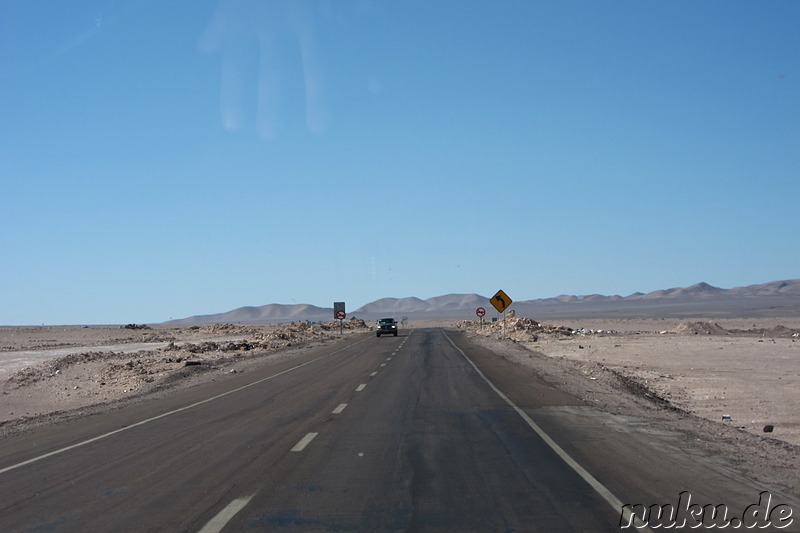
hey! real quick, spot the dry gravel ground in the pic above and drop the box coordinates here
[2,317,799,494]
[0,321,368,432]
[475,316,800,446]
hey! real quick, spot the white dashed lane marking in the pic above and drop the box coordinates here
[203,331,414,532]
[290,432,318,452]
[0,336,373,476]
[198,493,256,533]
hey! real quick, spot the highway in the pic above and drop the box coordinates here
[0,329,797,532]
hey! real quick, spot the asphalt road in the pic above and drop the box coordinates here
[0,329,797,532]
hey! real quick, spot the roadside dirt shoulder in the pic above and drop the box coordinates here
[0,321,369,437]
[457,323,800,495]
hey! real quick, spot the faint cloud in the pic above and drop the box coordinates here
[53,27,102,58]
[49,0,147,60]
[200,0,329,140]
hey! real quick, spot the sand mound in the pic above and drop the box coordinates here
[669,321,728,335]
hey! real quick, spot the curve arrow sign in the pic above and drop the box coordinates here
[490,289,512,313]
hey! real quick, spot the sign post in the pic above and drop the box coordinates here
[489,290,512,338]
[334,302,346,336]
[476,307,486,329]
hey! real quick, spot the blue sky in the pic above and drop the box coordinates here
[2,0,798,325]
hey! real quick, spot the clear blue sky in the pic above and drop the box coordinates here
[2,0,798,325]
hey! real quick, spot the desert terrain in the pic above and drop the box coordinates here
[0,320,369,430]
[1,315,799,493]
[459,315,800,445]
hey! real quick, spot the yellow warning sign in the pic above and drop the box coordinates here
[490,289,512,313]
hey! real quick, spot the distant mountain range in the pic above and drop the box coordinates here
[162,279,800,325]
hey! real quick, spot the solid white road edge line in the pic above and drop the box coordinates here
[197,493,256,533]
[441,330,653,533]
[0,336,372,475]
[332,403,348,414]
[290,432,318,452]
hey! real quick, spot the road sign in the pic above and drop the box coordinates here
[476,307,486,318]
[490,290,512,313]
[333,302,345,319]
[335,310,346,320]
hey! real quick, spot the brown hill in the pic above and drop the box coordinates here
[161,280,800,324]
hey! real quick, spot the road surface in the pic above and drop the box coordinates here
[0,329,797,532]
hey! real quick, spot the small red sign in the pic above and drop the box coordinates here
[476,307,486,318]
[335,310,346,320]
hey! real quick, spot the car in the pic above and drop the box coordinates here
[376,317,398,337]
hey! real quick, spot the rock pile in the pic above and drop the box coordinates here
[191,324,258,335]
[455,315,575,342]
[5,320,372,394]
[173,320,370,354]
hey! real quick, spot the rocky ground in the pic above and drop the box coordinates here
[456,314,800,444]
[0,320,369,433]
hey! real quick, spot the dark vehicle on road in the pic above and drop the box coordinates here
[376,318,398,337]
